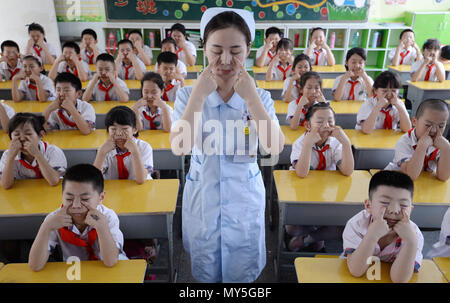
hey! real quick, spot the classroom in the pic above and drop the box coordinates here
[0,0,449,288]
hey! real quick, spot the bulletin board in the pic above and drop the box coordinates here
[105,0,370,22]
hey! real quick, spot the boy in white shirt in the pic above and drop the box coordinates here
[170,23,197,66]
[29,164,128,270]
[0,40,22,81]
[155,37,187,77]
[49,41,90,82]
[411,39,445,82]
[80,29,103,65]
[389,29,422,66]
[255,27,282,67]
[115,39,145,81]
[44,72,95,135]
[343,170,424,283]
[156,52,184,102]
[305,27,335,66]
[128,29,153,66]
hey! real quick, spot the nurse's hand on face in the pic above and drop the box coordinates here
[192,55,219,99]
[232,56,258,102]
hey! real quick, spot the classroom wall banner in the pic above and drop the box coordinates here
[104,0,370,22]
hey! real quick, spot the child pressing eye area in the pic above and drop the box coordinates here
[11,122,41,147]
[142,81,163,104]
[302,78,322,102]
[307,108,335,140]
[347,54,365,73]
[414,108,448,139]
[55,82,78,101]
[63,181,102,220]
[375,87,399,103]
[108,123,135,148]
[22,60,41,77]
[96,61,114,80]
[295,60,311,75]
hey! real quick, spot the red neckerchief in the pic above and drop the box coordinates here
[57,109,77,128]
[176,48,183,59]
[399,50,410,65]
[313,49,323,65]
[142,110,160,130]
[18,141,47,178]
[123,63,133,80]
[347,79,359,100]
[277,63,292,80]
[162,83,175,101]
[424,64,434,81]
[98,82,114,101]
[267,50,275,63]
[380,107,393,129]
[85,49,95,64]
[65,65,78,77]
[33,45,42,57]
[8,65,20,78]
[409,128,440,171]
[314,144,330,170]
[59,227,99,261]
[116,151,131,179]
[28,82,39,101]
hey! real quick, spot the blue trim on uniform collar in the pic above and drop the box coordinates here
[206,90,244,109]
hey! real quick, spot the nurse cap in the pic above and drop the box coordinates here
[200,7,255,42]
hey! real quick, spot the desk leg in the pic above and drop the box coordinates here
[275,202,285,282]
[166,214,174,282]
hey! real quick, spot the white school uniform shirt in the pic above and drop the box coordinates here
[29,42,58,65]
[176,41,197,66]
[101,137,153,180]
[342,209,424,272]
[311,48,328,66]
[57,60,91,79]
[290,133,343,170]
[271,62,292,81]
[0,140,67,179]
[89,78,130,101]
[256,45,276,66]
[45,204,128,261]
[138,105,173,130]
[388,46,418,65]
[162,79,182,102]
[18,74,56,101]
[385,128,441,173]
[282,76,300,101]
[117,57,146,80]
[427,207,450,258]
[410,58,440,82]
[0,61,22,80]
[0,103,15,129]
[47,99,96,131]
[137,45,153,62]
[80,47,105,65]
[155,60,187,77]
[332,75,373,101]
[286,100,317,125]
[356,97,400,130]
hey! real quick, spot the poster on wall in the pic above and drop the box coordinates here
[105,0,370,22]
[54,0,106,22]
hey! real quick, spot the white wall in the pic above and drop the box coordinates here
[0,0,61,55]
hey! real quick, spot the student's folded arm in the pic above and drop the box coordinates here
[28,222,52,271]
[326,48,336,66]
[48,63,59,81]
[0,105,10,132]
[390,240,417,283]
[113,80,129,102]
[160,105,172,132]
[436,142,450,181]
[35,153,60,186]
[333,79,345,101]
[131,58,144,81]
[69,110,92,135]
[400,148,426,181]
[346,235,378,277]
[96,224,119,267]
[338,143,354,176]
[75,61,89,82]
[435,62,445,82]
[0,157,15,189]
[396,103,412,132]
[11,79,24,102]
[411,64,425,82]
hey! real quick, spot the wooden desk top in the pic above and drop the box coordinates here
[0,260,147,283]
[433,257,450,282]
[295,257,447,283]
[387,64,412,72]
[0,178,179,216]
[274,100,364,115]
[257,79,334,89]
[344,129,404,149]
[274,170,371,204]
[280,125,306,145]
[252,65,346,74]
[408,80,450,90]
[370,170,449,205]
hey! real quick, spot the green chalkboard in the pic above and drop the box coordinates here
[105,0,370,22]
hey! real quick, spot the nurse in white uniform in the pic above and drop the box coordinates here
[170,8,284,282]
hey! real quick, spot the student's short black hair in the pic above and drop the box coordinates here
[265,27,283,39]
[1,40,20,53]
[157,51,178,66]
[7,112,45,139]
[422,38,440,51]
[105,106,137,130]
[345,47,367,70]
[415,99,449,119]
[305,102,335,122]
[118,39,134,49]
[161,37,177,49]
[441,45,450,60]
[96,53,115,65]
[203,12,251,46]
[293,53,312,71]
[27,22,45,35]
[54,72,82,92]
[299,71,322,89]
[62,164,104,194]
[369,170,414,200]
[399,29,414,40]
[310,27,325,38]
[372,71,401,90]
[62,41,80,55]
[81,28,97,40]
[276,38,294,52]
[141,72,164,91]
[170,23,186,36]
[128,29,143,38]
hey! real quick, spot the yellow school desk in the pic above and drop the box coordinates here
[369,170,450,228]
[433,257,450,282]
[256,79,335,100]
[44,64,97,72]
[407,80,450,116]
[294,258,447,283]
[274,170,372,281]
[144,65,203,79]
[274,100,363,128]
[251,65,345,80]
[387,64,412,85]
[0,178,179,281]
[0,260,147,283]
